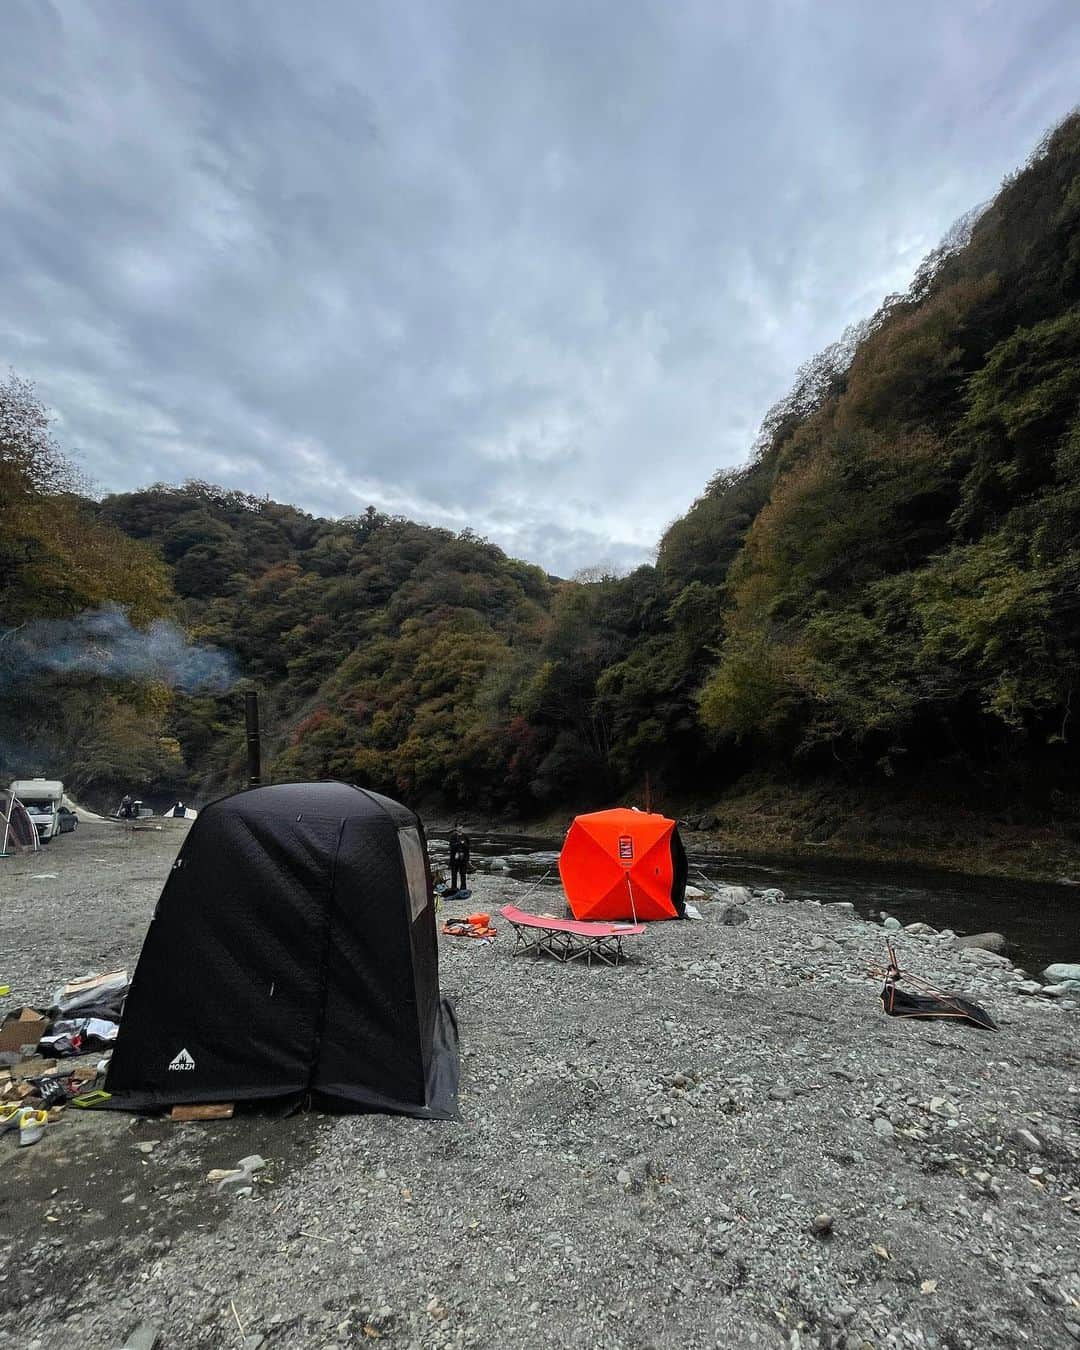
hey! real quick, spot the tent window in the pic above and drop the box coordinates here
[398,826,429,922]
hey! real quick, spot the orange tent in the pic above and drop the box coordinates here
[558,809,687,922]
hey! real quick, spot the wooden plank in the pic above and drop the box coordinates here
[170,1103,234,1121]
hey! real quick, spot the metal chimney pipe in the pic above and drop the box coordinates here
[245,690,262,788]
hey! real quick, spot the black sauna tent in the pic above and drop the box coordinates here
[105,782,459,1119]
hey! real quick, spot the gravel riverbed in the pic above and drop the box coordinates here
[1,822,1078,1350]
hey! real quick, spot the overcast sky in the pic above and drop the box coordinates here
[2,1,1078,574]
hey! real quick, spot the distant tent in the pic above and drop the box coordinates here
[0,792,40,853]
[105,782,458,1118]
[559,808,687,922]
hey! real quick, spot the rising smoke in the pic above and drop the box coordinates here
[0,604,237,693]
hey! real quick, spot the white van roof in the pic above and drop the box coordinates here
[10,778,64,796]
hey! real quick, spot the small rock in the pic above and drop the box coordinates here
[825,901,854,914]
[904,922,937,936]
[957,931,1006,953]
[237,1154,267,1173]
[769,1085,795,1102]
[1014,980,1042,995]
[873,1118,895,1139]
[1013,1127,1043,1153]
[616,1169,631,1186]
[882,917,902,932]
[218,1172,255,1195]
[810,1213,833,1237]
[719,905,749,926]
[958,947,1011,967]
[117,1324,161,1350]
[1043,963,1080,984]
[426,1297,448,1321]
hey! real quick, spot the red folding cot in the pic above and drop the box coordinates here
[499,904,644,967]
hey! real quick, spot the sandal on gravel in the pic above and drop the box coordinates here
[18,1108,47,1147]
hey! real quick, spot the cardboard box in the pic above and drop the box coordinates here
[59,970,127,1000]
[0,1007,47,1054]
[170,1103,234,1121]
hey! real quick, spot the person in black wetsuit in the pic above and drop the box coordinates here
[448,825,471,896]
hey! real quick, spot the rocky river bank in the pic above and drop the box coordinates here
[446,779,1080,888]
[1,823,1078,1349]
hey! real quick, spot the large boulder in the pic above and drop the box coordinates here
[1042,962,1080,984]
[681,813,718,831]
[957,931,1007,953]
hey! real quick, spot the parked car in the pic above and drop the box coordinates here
[57,806,78,834]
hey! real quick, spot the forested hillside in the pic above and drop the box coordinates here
[4,113,1080,835]
[689,112,1080,805]
[0,374,180,794]
[95,485,556,806]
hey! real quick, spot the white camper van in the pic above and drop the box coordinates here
[10,779,64,843]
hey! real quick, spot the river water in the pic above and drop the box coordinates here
[441,832,1080,977]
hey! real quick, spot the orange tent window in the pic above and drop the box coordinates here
[558,809,687,922]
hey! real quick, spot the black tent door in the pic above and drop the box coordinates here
[314,812,429,1108]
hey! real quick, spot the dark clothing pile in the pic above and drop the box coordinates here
[42,971,129,1056]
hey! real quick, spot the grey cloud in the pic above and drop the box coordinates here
[2,0,1079,574]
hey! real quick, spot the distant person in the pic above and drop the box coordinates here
[119,794,134,820]
[448,825,471,897]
